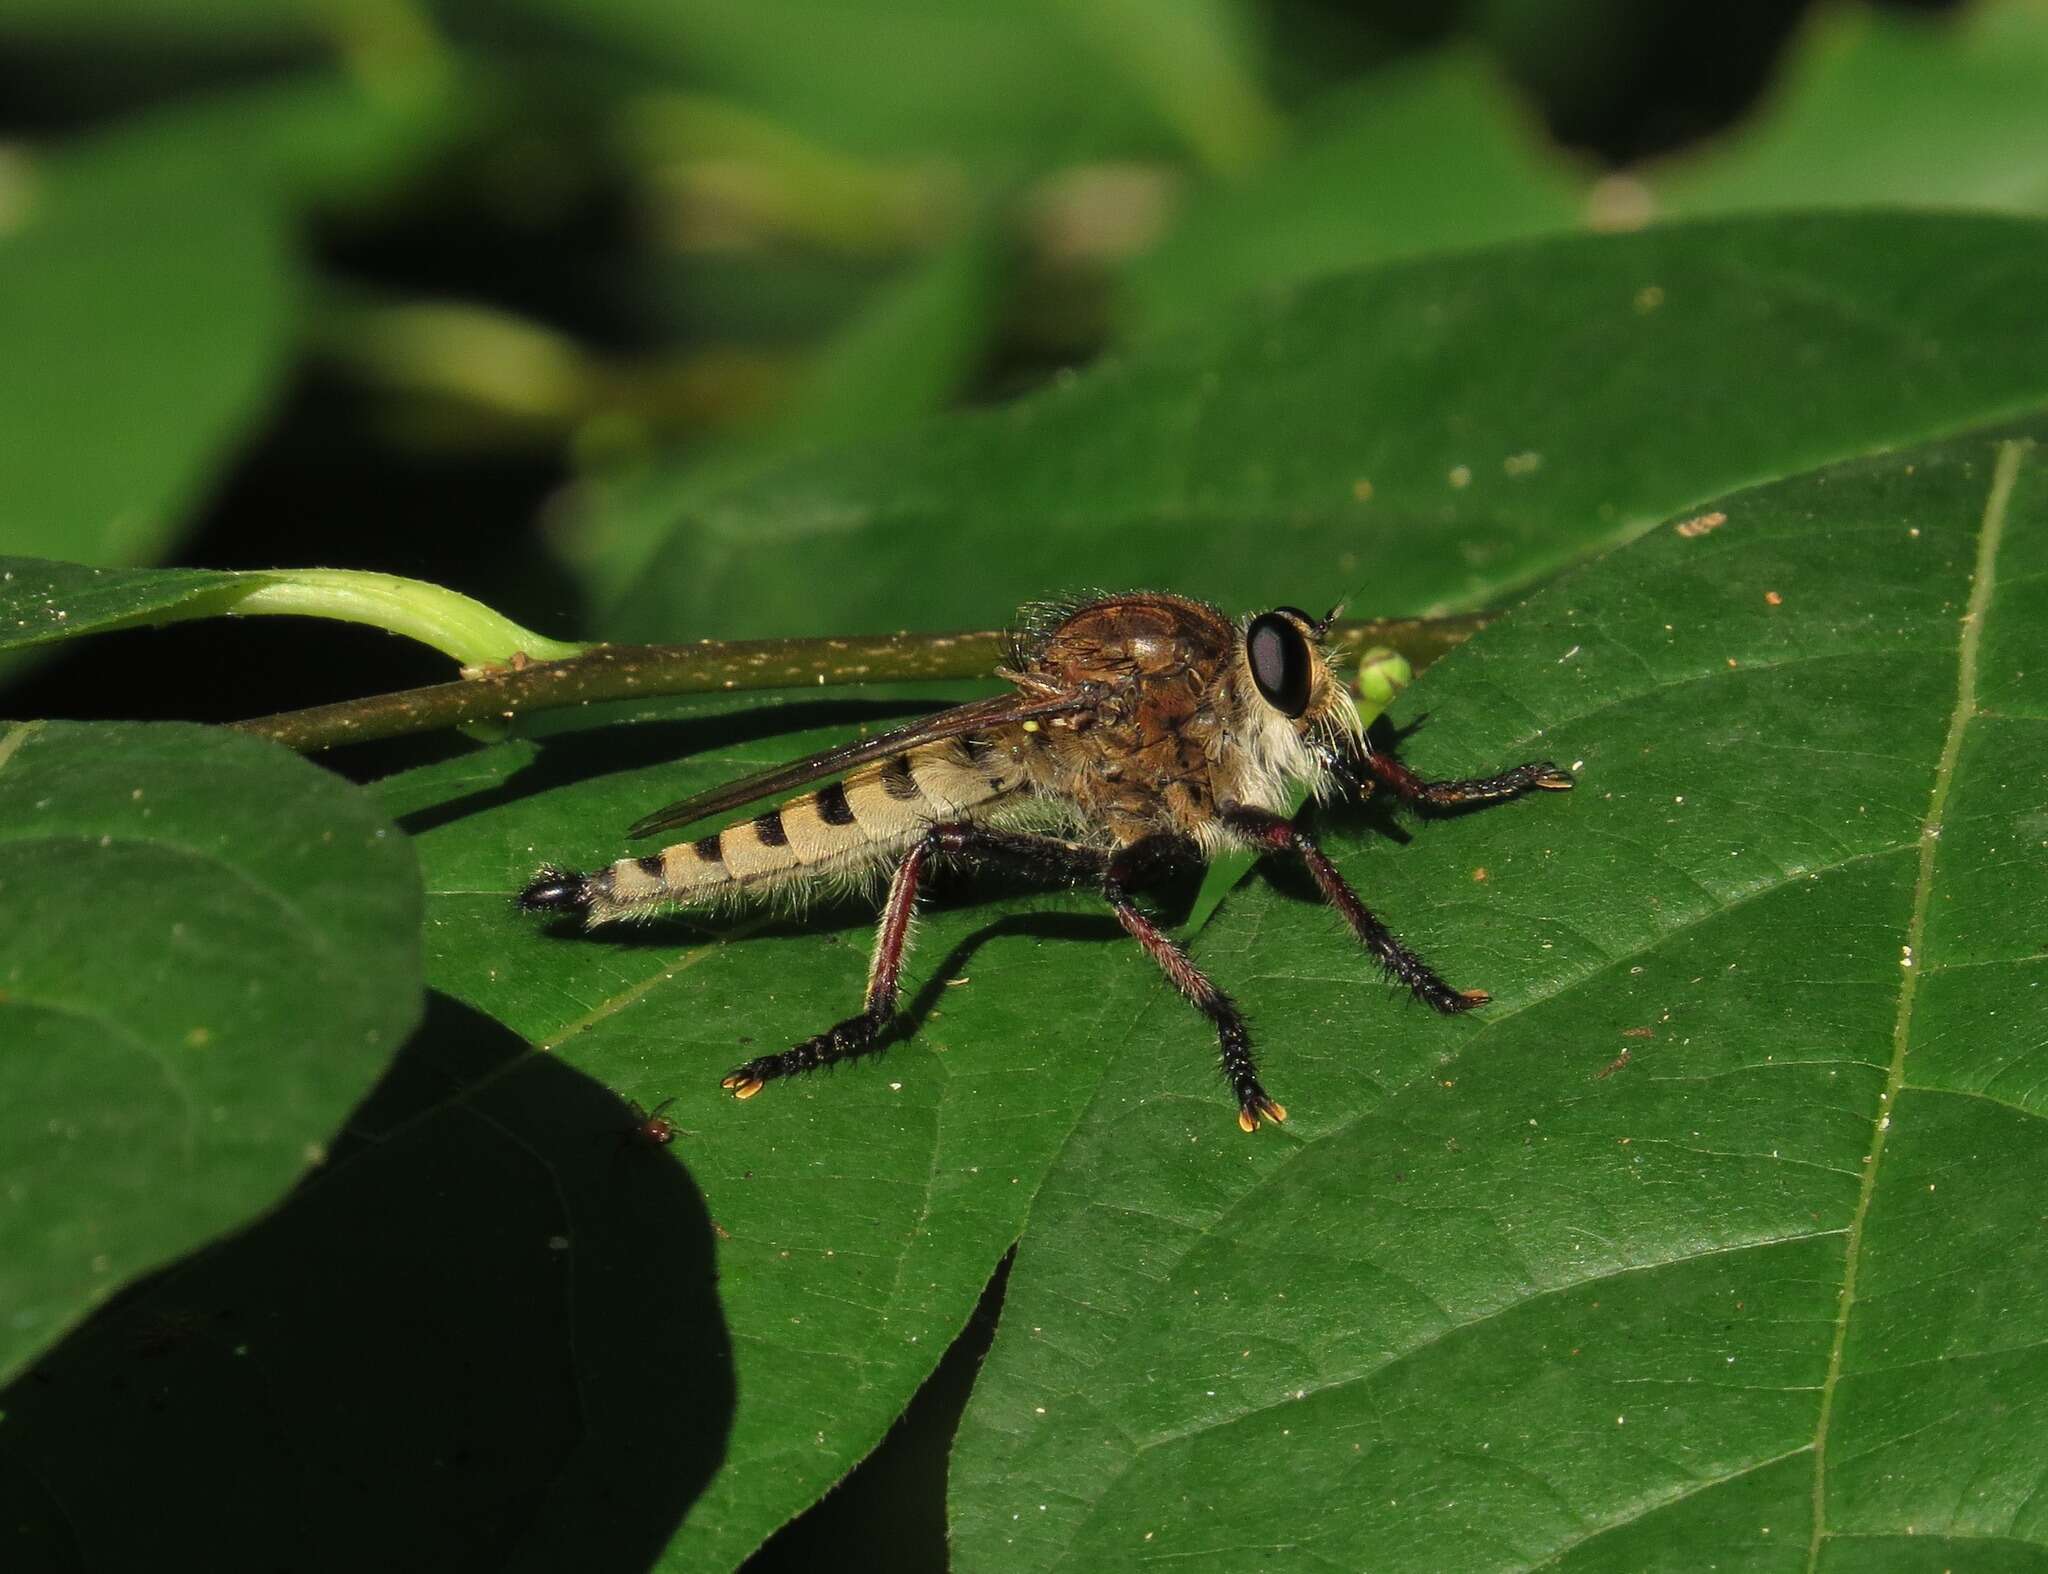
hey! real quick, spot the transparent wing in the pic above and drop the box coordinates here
[625,688,1088,839]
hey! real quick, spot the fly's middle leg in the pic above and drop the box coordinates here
[1225,807,1481,1015]
[1104,836,1283,1133]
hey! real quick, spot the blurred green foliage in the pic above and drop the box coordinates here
[4,0,2044,643]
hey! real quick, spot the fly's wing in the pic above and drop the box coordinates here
[624,688,1090,839]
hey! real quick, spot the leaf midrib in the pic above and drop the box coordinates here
[1802,438,2028,1569]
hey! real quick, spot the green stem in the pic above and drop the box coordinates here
[232,615,1485,754]
[189,569,586,669]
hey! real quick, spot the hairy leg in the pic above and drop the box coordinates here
[1105,836,1283,1132]
[723,823,1117,1098]
[1355,748,1573,811]
[722,835,935,1097]
[1224,806,1482,1014]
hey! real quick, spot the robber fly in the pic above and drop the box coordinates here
[519,594,1571,1131]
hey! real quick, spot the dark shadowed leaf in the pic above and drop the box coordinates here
[946,425,2048,1570]
[0,0,323,45]
[1128,7,2048,340]
[605,212,2048,643]
[0,722,422,1381]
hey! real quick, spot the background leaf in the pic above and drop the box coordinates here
[498,0,1248,168]
[1119,50,1584,338]
[0,721,422,1382]
[0,129,295,567]
[946,424,2048,1570]
[1653,1,2048,219]
[560,223,1014,609]
[606,211,2048,641]
[0,70,464,570]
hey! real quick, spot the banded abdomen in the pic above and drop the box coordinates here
[521,732,1031,924]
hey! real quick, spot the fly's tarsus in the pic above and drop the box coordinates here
[1359,752,1575,810]
[723,1011,889,1095]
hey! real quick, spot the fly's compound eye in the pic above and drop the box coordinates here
[1246,611,1313,718]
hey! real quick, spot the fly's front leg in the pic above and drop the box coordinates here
[722,822,1109,1100]
[1104,836,1284,1133]
[722,835,935,1098]
[1224,807,1481,1015]
[1356,743,1573,810]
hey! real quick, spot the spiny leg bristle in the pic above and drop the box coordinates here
[518,865,592,915]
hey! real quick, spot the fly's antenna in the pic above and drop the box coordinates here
[1312,599,1347,638]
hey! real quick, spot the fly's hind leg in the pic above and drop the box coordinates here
[1225,807,1482,1015]
[721,823,1109,1100]
[722,836,935,1098]
[1104,837,1284,1134]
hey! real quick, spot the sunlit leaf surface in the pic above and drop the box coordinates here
[947,428,2048,1572]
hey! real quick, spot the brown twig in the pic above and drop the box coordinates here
[231,615,1490,754]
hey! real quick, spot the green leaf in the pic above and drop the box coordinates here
[1129,6,2048,339]
[505,0,1209,165]
[0,721,422,1382]
[1653,1,2048,219]
[946,426,2048,1569]
[0,71,468,569]
[606,212,2048,643]
[395,700,1153,1567]
[565,224,1013,609]
[1120,51,1584,338]
[0,130,295,567]
[0,559,238,650]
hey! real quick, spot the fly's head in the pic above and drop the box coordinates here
[1221,604,1365,813]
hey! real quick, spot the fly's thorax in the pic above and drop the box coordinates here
[1016,593,1238,695]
